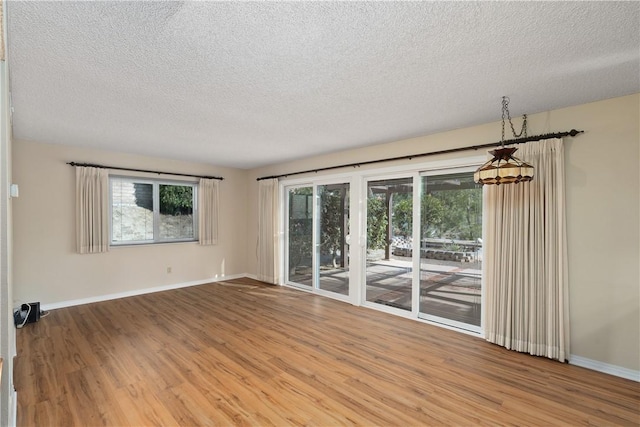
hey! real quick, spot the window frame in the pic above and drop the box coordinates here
[109,175,199,246]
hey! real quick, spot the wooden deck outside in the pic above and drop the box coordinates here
[292,259,481,326]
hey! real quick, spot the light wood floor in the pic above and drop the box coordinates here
[15,278,640,426]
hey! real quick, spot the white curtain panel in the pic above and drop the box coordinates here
[198,178,219,246]
[76,166,109,254]
[484,138,569,361]
[257,178,280,284]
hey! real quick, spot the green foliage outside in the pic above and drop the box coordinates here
[286,180,482,273]
[393,188,482,240]
[392,194,412,237]
[371,184,481,252]
[425,188,482,241]
[367,191,413,250]
[289,186,350,272]
[288,188,313,274]
[367,195,388,250]
[133,183,193,215]
[420,194,445,237]
[395,188,481,241]
[159,185,193,215]
[319,186,348,268]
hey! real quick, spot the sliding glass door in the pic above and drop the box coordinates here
[286,182,350,297]
[287,186,313,287]
[317,184,350,295]
[283,164,483,334]
[365,177,413,311]
[418,171,482,331]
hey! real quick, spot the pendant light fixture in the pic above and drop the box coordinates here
[474,97,534,185]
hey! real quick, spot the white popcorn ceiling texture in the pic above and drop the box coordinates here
[6,1,640,169]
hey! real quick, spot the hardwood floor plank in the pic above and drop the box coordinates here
[113,381,181,427]
[265,372,375,426]
[65,367,129,426]
[16,278,640,426]
[25,394,75,427]
[268,352,450,426]
[159,382,220,427]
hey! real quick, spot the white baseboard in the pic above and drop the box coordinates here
[570,355,640,382]
[41,273,250,311]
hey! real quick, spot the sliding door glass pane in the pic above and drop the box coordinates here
[288,187,313,286]
[366,178,413,311]
[419,172,482,327]
[317,183,349,295]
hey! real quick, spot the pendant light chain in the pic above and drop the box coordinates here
[475,96,535,185]
[502,96,527,143]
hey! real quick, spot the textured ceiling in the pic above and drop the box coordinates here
[6,1,640,169]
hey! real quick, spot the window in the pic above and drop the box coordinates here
[110,177,198,245]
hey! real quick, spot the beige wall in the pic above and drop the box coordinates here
[12,141,248,305]
[246,94,640,372]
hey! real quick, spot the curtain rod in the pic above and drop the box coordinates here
[67,162,224,180]
[256,129,583,181]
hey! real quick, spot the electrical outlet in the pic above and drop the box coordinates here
[167,267,172,274]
